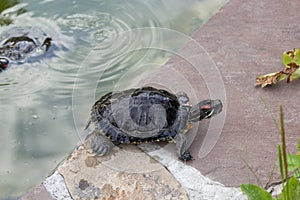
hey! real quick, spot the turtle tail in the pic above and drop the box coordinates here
[84,118,92,130]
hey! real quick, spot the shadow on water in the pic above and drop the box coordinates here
[0,0,228,198]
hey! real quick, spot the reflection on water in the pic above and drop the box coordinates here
[0,0,228,198]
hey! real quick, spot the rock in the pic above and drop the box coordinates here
[56,135,188,200]
[43,171,72,200]
[139,143,246,200]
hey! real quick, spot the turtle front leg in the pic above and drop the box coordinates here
[174,133,193,161]
[89,131,115,156]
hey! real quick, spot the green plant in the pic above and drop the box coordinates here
[287,136,300,178]
[241,106,300,200]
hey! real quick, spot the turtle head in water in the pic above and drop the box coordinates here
[0,26,53,72]
[0,58,9,72]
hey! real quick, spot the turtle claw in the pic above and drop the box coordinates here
[91,133,115,156]
[179,151,193,161]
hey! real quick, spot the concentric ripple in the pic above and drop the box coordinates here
[0,0,228,198]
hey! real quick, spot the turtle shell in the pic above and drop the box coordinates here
[0,26,51,62]
[90,87,183,144]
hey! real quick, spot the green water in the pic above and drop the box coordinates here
[0,0,227,198]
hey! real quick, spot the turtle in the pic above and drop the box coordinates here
[0,26,52,72]
[85,86,223,161]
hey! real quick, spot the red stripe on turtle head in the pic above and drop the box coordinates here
[201,105,212,110]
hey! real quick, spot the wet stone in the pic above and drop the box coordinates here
[56,135,188,200]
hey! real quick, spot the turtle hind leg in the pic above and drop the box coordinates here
[89,131,115,156]
[174,133,193,161]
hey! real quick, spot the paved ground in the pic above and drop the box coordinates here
[21,0,300,199]
[185,0,300,187]
[139,0,300,188]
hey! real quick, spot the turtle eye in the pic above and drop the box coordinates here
[201,105,214,119]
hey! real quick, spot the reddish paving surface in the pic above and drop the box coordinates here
[184,0,300,186]
[142,0,300,187]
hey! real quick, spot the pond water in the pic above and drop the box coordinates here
[0,0,227,198]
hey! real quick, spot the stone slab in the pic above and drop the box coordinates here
[55,134,188,200]
[139,143,246,200]
[41,136,245,200]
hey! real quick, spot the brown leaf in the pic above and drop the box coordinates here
[255,71,285,88]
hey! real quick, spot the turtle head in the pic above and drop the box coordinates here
[0,58,9,72]
[189,99,223,122]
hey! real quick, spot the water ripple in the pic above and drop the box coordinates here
[0,15,73,104]
[0,0,228,198]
